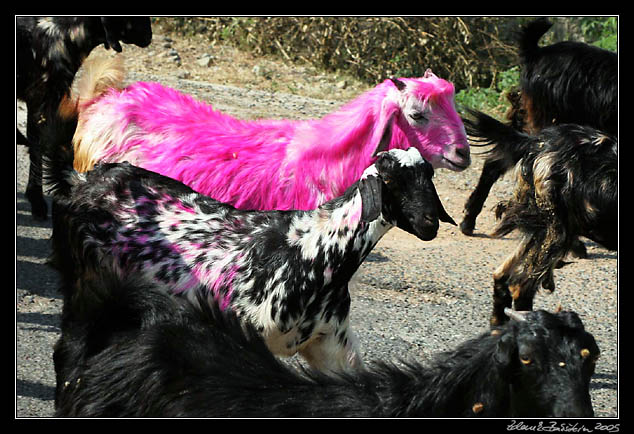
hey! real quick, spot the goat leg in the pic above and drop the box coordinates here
[491,276,513,327]
[512,278,538,313]
[461,158,507,236]
[491,236,532,326]
[25,157,47,220]
[24,106,47,220]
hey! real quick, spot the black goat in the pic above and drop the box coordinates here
[54,272,600,417]
[460,17,617,239]
[463,109,617,326]
[16,16,152,219]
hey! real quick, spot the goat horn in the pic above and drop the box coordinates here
[504,308,528,322]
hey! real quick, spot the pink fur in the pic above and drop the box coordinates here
[77,70,469,211]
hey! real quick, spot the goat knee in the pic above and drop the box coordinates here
[299,328,364,373]
[513,285,537,312]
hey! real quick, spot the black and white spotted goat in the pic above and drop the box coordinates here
[54,272,600,417]
[45,107,456,373]
[17,16,152,219]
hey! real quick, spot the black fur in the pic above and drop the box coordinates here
[463,109,617,325]
[16,16,152,219]
[514,18,617,135]
[359,174,382,222]
[54,273,599,417]
[460,17,617,237]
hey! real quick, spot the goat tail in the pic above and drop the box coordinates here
[42,96,81,198]
[75,55,125,107]
[517,17,552,62]
[462,108,532,169]
[70,55,125,173]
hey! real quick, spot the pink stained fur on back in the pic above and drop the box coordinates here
[74,63,469,212]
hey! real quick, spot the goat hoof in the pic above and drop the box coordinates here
[460,218,475,236]
[569,240,588,259]
[490,314,507,328]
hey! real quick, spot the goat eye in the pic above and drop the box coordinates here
[581,348,600,364]
[520,356,532,365]
[409,111,427,122]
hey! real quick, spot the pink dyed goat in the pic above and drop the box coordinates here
[72,56,469,211]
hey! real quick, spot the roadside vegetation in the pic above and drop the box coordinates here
[157,16,617,117]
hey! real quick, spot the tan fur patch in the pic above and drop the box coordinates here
[583,199,598,218]
[472,402,484,414]
[509,284,522,300]
[72,56,126,172]
[532,152,555,202]
[58,95,78,119]
[76,55,125,106]
[73,136,99,172]
[493,237,529,281]
[593,133,610,146]
[521,94,539,134]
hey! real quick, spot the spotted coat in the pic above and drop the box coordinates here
[50,148,455,372]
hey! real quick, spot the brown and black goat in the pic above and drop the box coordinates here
[463,109,617,326]
[460,17,617,243]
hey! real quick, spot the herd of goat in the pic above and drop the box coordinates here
[16,16,617,417]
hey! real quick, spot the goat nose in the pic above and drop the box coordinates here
[555,399,594,418]
[456,145,470,160]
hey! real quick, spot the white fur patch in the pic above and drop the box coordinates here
[360,164,379,180]
[37,18,61,37]
[389,147,424,167]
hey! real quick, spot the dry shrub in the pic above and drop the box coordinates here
[158,17,520,90]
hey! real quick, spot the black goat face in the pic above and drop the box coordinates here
[375,149,455,241]
[499,310,599,418]
[101,17,152,52]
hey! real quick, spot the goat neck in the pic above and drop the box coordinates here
[286,171,392,281]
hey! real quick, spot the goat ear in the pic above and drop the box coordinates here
[371,111,397,158]
[390,77,407,91]
[359,175,382,222]
[493,332,516,367]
